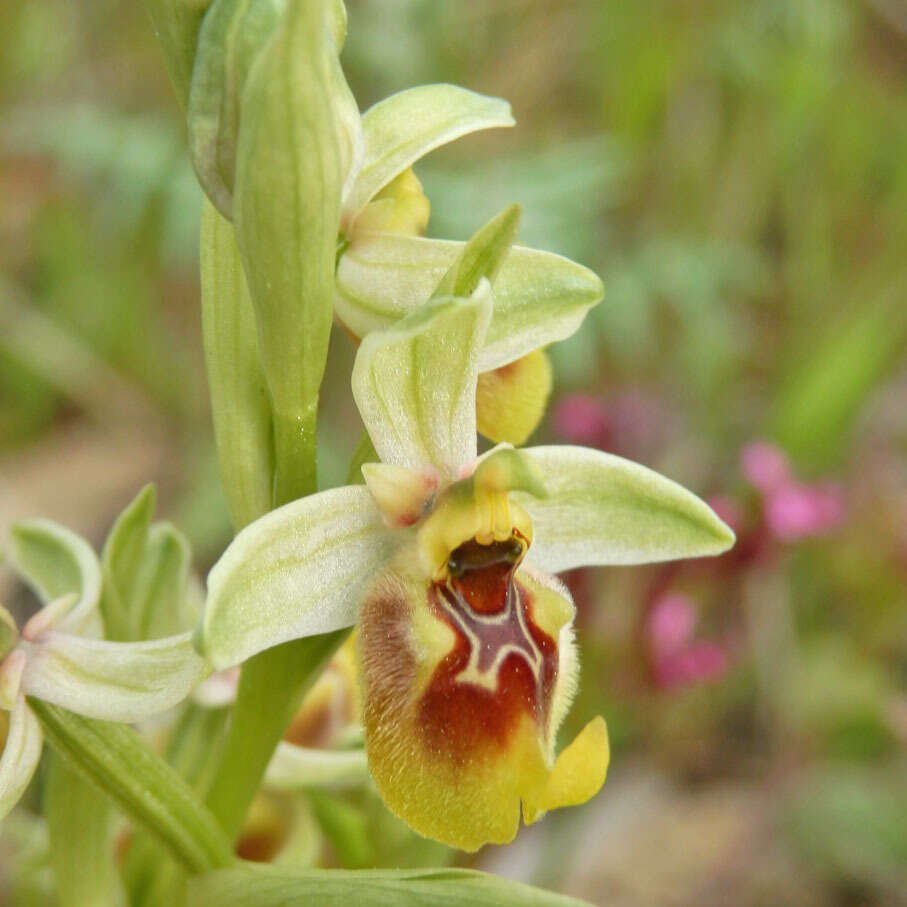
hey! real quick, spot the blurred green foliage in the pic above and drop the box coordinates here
[1,0,906,904]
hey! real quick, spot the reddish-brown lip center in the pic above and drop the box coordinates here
[418,539,559,759]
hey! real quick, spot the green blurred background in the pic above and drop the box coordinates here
[1,1,906,904]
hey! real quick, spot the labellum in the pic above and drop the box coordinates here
[358,478,608,851]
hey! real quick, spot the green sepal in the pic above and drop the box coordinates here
[22,631,208,723]
[517,445,736,574]
[199,486,394,669]
[100,485,155,639]
[335,233,603,370]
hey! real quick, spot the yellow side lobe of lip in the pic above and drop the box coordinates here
[523,715,610,825]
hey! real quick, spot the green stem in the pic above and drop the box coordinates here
[272,407,318,507]
[203,629,348,841]
[30,699,234,874]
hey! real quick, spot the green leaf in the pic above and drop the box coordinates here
[101,485,195,641]
[772,290,907,471]
[351,284,492,478]
[335,233,603,369]
[0,696,43,822]
[199,486,396,669]
[28,699,234,873]
[9,519,102,636]
[342,84,514,225]
[200,201,275,530]
[264,743,368,791]
[188,865,591,906]
[144,0,212,108]
[46,755,126,907]
[517,446,735,573]
[431,204,521,299]
[233,0,352,505]
[22,631,207,722]
[124,703,231,907]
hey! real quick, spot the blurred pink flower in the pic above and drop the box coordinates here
[646,594,696,657]
[740,441,792,493]
[608,391,662,452]
[740,441,844,542]
[552,391,666,460]
[764,481,843,541]
[645,594,729,690]
[552,394,609,447]
[654,642,728,690]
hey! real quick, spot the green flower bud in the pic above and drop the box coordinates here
[234,0,358,504]
[188,0,350,218]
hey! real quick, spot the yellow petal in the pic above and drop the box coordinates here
[476,349,552,445]
[523,716,610,824]
[356,168,430,237]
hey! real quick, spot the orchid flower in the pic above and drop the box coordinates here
[0,519,208,820]
[332,86,603,375]
[197,279,735,851]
